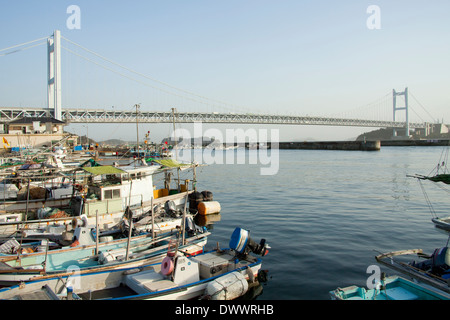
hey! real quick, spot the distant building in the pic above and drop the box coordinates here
[414,123,449,137]
[1,117,77,150]
[7,117,65,135]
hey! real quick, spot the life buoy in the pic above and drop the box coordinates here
[161,255,174,275]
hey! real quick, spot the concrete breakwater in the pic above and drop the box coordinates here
[380,139,449,147]
[274,140,381,151]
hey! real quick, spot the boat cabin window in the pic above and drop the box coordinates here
[104,188,121,199]
[104,174,121,185]
[129,172,143,180]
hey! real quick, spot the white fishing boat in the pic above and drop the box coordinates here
[0,227,269,300]
[432,216,450,232]
[0,159,210,240]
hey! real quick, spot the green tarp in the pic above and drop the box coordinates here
[81,165,126,175]
[148,158,190,168]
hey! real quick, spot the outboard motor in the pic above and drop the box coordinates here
[184,216,205,236]
[229,227,269,257]
[412,247,450,278]
[71,196,84,216]
[164,200,178,216]
[431,247,450,276]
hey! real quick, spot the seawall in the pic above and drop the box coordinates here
[380,139,449,147]
[275,140,381,151]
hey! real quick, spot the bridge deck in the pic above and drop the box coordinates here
[0,107,423,128]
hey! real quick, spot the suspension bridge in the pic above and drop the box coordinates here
[0,30,442,137]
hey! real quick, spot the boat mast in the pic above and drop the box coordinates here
[172,108,180,191]
[135,104,140,162]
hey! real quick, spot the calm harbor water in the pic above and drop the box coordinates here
[182,146,449,300]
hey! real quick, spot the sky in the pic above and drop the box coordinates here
[1,1,450,142]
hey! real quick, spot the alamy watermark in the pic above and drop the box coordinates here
[66,5,81,30]
[366,264,382,289]
[172,122,280,176]
[367,5,381,30]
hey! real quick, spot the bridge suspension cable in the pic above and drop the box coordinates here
[409,91,436,123]
[0,36,48,57]
[60,36,254,114]
[0,32,438,128]
[329,92,392,122]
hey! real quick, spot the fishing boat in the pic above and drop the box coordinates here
[0,227,270,300]
[330,274,450,300]
[431,216,450,233]
[0,159,211,240]
[408,144,450,231]
[0,214,208,285]
[375,248,450,294]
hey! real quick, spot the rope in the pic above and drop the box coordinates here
[427,144,450,177]
[418,179,437,218]
[432,181,450,195]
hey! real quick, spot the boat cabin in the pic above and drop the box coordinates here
[81,165,159,216]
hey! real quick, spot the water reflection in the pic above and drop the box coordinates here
[194,213,221,228]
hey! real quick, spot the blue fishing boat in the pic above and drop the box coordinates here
[0,227,269,300]
[330,274,450,300]
[375,247,450,294]
[0,216,208,285]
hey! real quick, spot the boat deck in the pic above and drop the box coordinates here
[78,285,136,300]
[11,285,59,300]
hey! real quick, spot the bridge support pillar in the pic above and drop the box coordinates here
[392,87,409,139]
[47,30,62,121]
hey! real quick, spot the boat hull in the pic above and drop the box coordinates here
[0,230,209,285]
[330,276,450,300]
[0,249,261,301]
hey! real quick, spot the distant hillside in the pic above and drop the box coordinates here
[99,139,128,146]
[356,127,450,141]
[356,128,395,141]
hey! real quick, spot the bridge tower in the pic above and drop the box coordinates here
[47,30,62,121]
[392,87,409,139]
